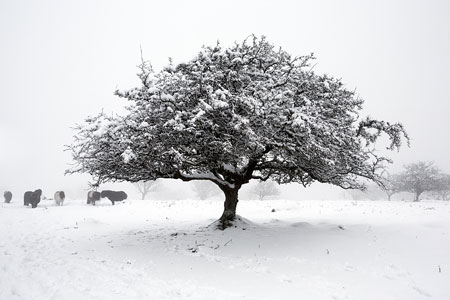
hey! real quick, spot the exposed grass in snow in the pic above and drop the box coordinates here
[1,199,449,300]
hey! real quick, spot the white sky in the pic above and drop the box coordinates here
[1,0,449,197]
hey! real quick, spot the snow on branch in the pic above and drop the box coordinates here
[357,117,410,150]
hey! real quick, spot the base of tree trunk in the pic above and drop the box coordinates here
[218,187,240,230]
[218,209,236,230]
[210,214,253,231]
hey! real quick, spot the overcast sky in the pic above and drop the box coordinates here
[1,0,449,198]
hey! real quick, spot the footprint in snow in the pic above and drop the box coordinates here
[344,265,356,272]
[412,286,431,297]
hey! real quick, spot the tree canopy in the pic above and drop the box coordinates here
[67,35,409,228]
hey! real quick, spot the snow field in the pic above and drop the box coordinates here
[0,199,449,300]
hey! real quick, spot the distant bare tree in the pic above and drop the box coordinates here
[397,162,442,202]
[433,174,450,201]
[252,181,280,201]
[192,181,220,200]
[134,180,159,200]
[379,173,402,201]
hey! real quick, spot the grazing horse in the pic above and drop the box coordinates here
[87,191,101,205]
[3,191,12,203]
[24,189,42,208]
[100,190,127,205]
[54,191,65,206]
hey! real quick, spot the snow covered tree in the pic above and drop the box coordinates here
[192,181,221,200]
[134,180,159,200]
[396,162,442,202]
[252,180,280,201]
[67,35,408,229]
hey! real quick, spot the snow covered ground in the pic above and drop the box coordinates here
[1,198,449,300]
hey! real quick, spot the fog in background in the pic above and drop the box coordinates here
[1,0,449,201]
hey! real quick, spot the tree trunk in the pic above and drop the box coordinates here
[414,191,422,202]
[218,186,240,230]
[387,194,391,201]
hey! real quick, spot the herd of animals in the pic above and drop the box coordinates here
[2,189,128,208]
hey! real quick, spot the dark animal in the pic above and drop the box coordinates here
[24,189,42,208]
[4,191,12,203]
[100,190,127,205]
[24,191,32,206]
[54,191,65,206]
[87,191,101,205]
